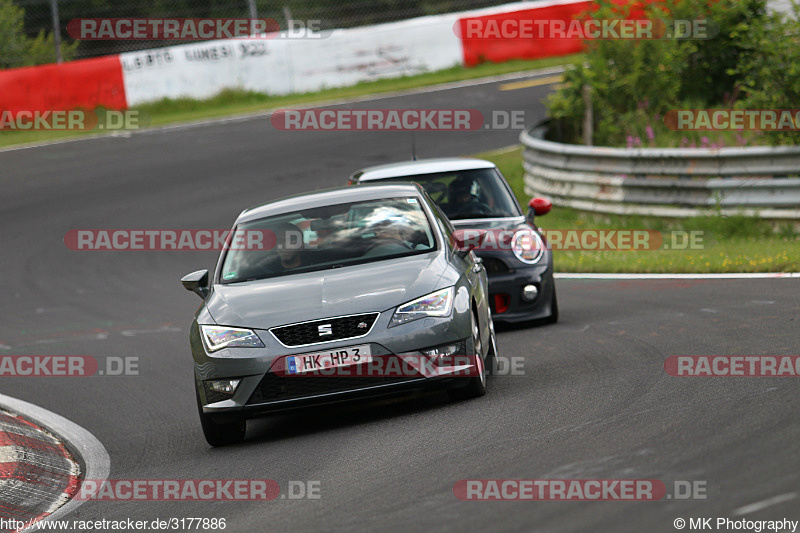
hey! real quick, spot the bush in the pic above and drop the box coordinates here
[732,1,800,145]
[546,0,770,146]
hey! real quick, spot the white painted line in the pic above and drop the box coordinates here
[0,394,110,530]
[733,492,798,515]
[0,65,567,153]
[555,272,800,280]
[0,131,131,154]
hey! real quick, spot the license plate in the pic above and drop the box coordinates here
[285,345,372,375]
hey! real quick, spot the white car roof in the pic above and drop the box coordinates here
[352,157,497,182]
[238,183,422,223]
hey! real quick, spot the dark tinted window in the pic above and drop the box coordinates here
[372,168,522,220]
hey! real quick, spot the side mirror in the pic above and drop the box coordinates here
[181,269,209,300]
[453,229,487,258]
[527,197,552,223]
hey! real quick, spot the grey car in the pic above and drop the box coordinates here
[349,158,557,325]
[181,183,496,446]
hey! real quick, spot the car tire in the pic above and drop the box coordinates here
[196,390,246,447]
[448,310,487,401]
[485,315,498,376]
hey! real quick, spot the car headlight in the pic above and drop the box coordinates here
[512,229,545,264]
[389,287,454,328]
[200,325,265,352]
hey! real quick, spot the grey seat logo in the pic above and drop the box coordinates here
[318,324,333,336]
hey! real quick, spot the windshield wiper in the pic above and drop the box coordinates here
[227,277,265,283]
[450,212,495,219]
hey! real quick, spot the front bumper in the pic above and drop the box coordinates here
[481,254,555,324]
[192,307,479,421]
[217,371,463,422]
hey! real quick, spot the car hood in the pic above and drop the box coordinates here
[205,253,448,329]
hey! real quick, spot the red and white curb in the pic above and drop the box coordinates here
[0,395,109,533]
[0,411,79,531]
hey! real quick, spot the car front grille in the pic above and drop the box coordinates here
[270,313,379,347]
[246,370,416,404]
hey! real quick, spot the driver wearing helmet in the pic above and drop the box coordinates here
[447,175,490,217]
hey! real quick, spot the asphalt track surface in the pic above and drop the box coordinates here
[2,71,799,532]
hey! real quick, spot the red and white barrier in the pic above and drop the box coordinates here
[0,1,590,118]
[0,55,127,113]
[118,11,468,105]
[457,0,593,66]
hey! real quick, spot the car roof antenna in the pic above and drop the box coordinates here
[411,131,417,161]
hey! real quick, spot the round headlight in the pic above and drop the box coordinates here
[511,230,545,264]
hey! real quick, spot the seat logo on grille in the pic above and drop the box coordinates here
[318,324,333,336]
[357,322,368,329]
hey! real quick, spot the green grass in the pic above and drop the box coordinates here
[0,55,578,149]
[476,146,800,273]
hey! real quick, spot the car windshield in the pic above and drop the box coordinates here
[220,196,436,283]
[373,168,522,220]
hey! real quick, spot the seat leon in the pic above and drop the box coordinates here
[181,183,496,446]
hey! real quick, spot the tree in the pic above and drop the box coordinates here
[0,0,29,68]
[0,0,78,68]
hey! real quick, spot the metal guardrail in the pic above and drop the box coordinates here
[520,126,800,219]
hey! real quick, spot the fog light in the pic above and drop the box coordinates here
[521,284,538,302]
[422,343,461,357]
[208,379,241,394]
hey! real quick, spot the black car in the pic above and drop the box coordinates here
[349,157,557,324]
